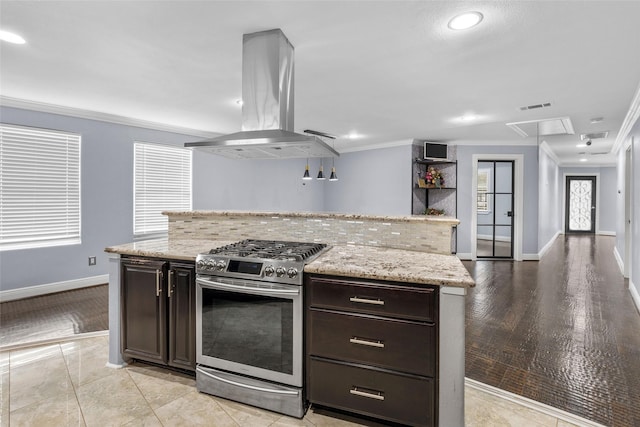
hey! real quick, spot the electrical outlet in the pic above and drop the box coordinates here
[88,256,97,266]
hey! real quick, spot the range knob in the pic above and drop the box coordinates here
[196,260,207,270]
[203,260,214,270]
[264,265,275,276]
[215,260,226,271]
[287,268,298,279]
[275,267,286,277]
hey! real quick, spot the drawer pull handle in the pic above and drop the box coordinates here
[155,270,162,297]
[349,296,384,306]
[350,387,385,401]
[350,337,385,348]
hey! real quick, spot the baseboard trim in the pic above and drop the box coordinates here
[537,230,561,260]
[457,253,472,260]
[522,253,540,261]
[598,231,616,236]
[0,274,109,302]
[0,330,108,352]
[630,280,640,315]
[613,246,625,275]
[465,378,606,427]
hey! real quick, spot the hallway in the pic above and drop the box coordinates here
[464,235,640,426]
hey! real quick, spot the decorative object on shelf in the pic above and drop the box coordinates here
[425,208,445,216]
[425,166,444,188]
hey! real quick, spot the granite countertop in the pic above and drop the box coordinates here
[305,245,475,288]
[162,210,460,225]
[104,238,237,261]
[105,239,474,288]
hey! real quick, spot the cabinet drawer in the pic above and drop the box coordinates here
[308,358,434,427]
[307,276,436,322]
[309,309,436,377]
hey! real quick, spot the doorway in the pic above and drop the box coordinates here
[565,176,596,234]
[476,160,514,258]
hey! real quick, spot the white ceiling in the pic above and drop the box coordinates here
[2,1,640,166]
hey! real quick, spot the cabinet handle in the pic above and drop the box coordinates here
[350,337,385,348]
[350,387,385,401]
[349,296,384,306]
[156,270,162,297]
[168,270,175,298]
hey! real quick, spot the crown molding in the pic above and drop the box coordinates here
[0,96,218,138]
[337,139,413,153]
[612,80,640,155]
[453,139,538,146]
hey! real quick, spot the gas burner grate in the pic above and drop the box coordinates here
[208,239,327,261]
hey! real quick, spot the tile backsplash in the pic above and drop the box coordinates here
[166,211,458,254]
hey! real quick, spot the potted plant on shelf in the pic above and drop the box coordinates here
[425,208,445,216]
[425,166,444,188]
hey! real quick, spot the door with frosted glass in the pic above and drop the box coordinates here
[476,161,514,258]
[565,176,596,234]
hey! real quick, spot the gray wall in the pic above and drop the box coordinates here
[559,166,617,234]
[192,150,325,212]
[456,144,539,256]
[538,146,562,251]
[322,145,412,215]
[0,106,197,292]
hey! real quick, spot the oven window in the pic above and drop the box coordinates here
[201,288,293,374]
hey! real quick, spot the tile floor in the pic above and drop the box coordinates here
[0,334,602,427]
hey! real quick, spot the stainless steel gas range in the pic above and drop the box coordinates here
[194,239,328,418]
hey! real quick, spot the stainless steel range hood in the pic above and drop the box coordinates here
[185,29,339,159]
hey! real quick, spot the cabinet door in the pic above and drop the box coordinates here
[121,259,167,364]
[168,262,196,371]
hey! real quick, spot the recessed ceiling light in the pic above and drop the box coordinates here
[346,131,362,139]
[460,114,477,121]
[235,99,243,106]
[0,30,26,44]
[576,143,587,148]
[580,158,588,162]
[590,117,604,124]
[448,12,483,30]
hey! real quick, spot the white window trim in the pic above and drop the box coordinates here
[0,124,81,251]
[133,141,192,237]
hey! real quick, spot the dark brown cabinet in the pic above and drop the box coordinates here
[167,262,196,370]
[306,274,439,427]
[121,258,196,371]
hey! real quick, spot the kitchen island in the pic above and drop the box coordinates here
[105,211,473,426]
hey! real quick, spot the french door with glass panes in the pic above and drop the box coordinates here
[565,176,596,234]
[476,160,514,258]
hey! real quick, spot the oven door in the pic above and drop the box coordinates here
[196,275,302,387]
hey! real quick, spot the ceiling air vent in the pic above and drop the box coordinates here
[580,131,609,140]
[519,102,552,111]
[506,116,574,138]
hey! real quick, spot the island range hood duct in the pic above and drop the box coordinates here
[185,29,339,159]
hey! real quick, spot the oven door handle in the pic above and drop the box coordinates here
[196,277,300,296]
[196,367,299,396]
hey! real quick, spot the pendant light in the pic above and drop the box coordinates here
[329,141,338,181]
[302,158,312,180]
[317,159,326,180]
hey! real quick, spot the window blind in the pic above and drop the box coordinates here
[0,124,81,251]
[134,142,192,236]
